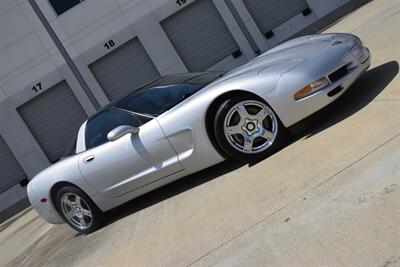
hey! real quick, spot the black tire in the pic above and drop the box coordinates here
[213,94,287,162]
[56,186,104,234]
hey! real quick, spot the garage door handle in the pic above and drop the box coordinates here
[83,155,95,164]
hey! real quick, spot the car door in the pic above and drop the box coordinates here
[78,109,183,198]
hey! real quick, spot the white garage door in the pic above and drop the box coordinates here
[161,0,241,72]
[243,0,309,36]
[0,136,26,193]
[18,81,87,163]
[90,38,161,101]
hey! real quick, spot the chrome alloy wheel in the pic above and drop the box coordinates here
[60,192,93,230]
[223,100,278,154]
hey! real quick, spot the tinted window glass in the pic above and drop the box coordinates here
[85,109,150,149]
[116,84,204,116]
[145,72,224,88]
[49,0,81,15]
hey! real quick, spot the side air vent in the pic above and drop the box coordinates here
[328,86,343,97]
[328,65,348,83]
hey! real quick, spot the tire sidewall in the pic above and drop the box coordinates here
[56,186,104,234]
[214,95,287,162]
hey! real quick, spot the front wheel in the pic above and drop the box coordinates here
[214,95,287,162]
[56,186,104,234]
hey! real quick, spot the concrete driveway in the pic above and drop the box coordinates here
[1,0,399,266]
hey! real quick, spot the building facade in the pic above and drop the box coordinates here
[0,0,368,221]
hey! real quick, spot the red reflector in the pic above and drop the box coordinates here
[40,198,47,203]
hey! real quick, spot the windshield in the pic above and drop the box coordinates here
[115,84,203,116]
[114,72,223,116]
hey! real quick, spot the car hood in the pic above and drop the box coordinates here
[218,33,354,82]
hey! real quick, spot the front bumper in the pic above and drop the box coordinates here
[269,44,371,128]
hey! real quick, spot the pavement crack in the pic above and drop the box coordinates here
[186,132,400,267]
[309,132,400,193]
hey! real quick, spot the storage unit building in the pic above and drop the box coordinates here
[242,0,311,38]
[89,38,161,101]
[0,136,26,194]
[17,81,87,163]
[161,0,242,72]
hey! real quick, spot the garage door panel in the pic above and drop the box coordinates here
[161,0,240,72]
[243,0,309,35]
[90,38,161,101]
[0,136,26,194]
[18,81,87,163]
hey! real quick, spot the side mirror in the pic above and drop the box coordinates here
[107,125,139,142]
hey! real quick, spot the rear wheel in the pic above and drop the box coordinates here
[214,94,287,162]
[56,186,104,234]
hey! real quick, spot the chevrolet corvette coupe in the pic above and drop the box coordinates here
[28,33,370,233]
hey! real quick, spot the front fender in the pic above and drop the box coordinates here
[27,155,98,224]
[28,179,64,224]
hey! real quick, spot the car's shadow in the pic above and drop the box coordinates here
[101,61,398,231]
[104,160,245,228]
[291,60,399,139]
[249,61,399,167]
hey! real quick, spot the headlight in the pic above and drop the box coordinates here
[294,77,330,101]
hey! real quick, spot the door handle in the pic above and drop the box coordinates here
[83,155,95,164]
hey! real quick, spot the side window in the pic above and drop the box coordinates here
[85,109,150,150]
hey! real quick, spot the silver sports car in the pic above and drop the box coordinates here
[28,33,370,233]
